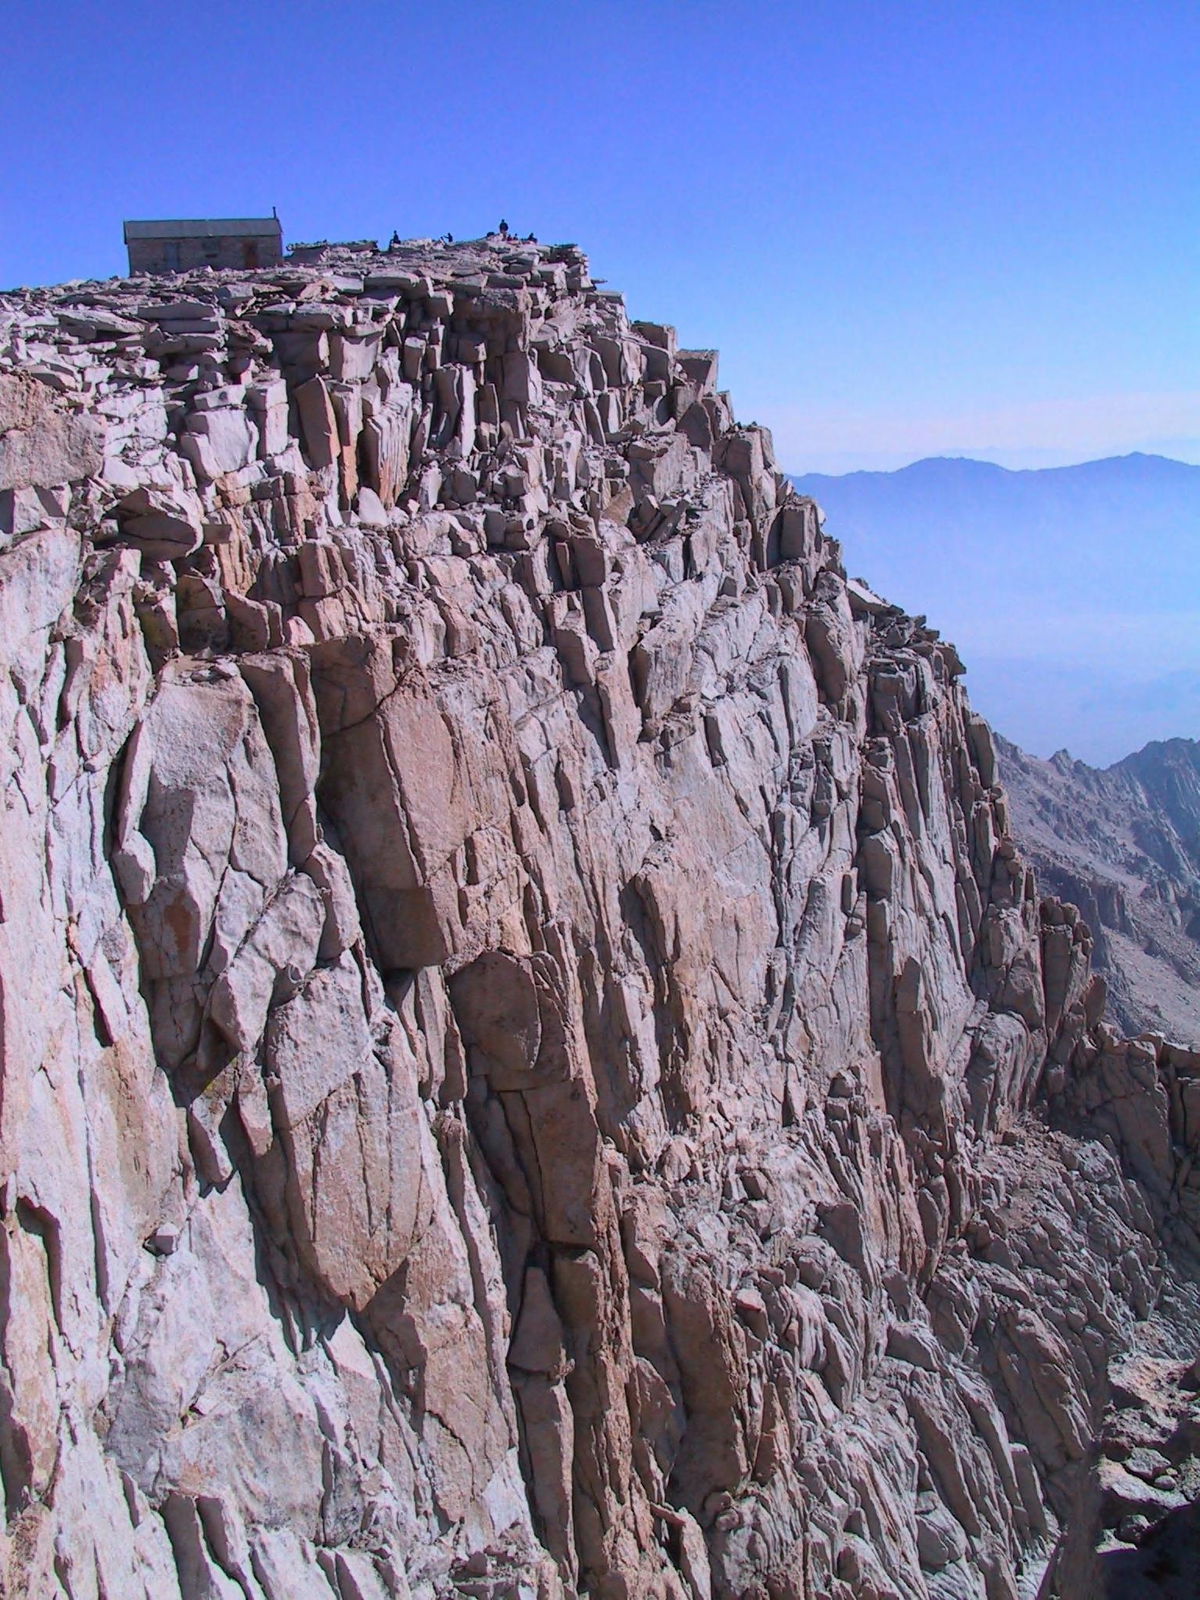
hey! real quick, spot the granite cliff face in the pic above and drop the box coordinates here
[998,736,1200,1048]
[1,236,1198,1600]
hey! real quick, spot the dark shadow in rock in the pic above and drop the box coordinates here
[1100,1498,1200,1598]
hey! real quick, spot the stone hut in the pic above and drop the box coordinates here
[122,215,283,274]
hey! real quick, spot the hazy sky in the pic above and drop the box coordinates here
[2,1,1196,473]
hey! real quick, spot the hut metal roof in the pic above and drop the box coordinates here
[123,217,281,242]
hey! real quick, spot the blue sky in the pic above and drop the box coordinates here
[2,0,1196,472]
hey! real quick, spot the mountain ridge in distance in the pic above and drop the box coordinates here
[799,448,1194,479]
[790,452,1200,766]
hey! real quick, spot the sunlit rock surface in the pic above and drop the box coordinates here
[1,235,1197,1599]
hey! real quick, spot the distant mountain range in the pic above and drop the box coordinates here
[790,454,1200,765]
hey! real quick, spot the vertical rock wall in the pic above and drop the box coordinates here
[0,238,1196,1600]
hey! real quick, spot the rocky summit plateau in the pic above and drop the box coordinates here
[1,232,1198,1600]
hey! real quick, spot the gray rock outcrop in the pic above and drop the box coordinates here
[0,235,1197,1600]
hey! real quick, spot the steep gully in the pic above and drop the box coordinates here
[0,235,1197,1599]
